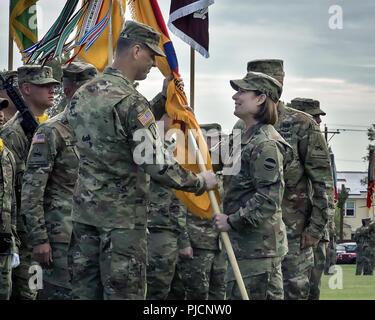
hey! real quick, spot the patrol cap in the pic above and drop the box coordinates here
[119,20,166,57]
[62,61,98,82]
[230,71,283,103]
[200,123,222,137]
[291,97,326,116]
[247,59,285,84]
[0,70,18,90]
[18,65,60,86]
[0,97,9,110]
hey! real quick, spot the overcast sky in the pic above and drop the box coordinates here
[1,0,374,172]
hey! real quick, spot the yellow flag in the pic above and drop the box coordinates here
[75,0,126,71]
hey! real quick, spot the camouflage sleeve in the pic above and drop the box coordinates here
[228,141,284,230]
[21,125,59,246]
[117,94,205,195]
[301,124,331,239]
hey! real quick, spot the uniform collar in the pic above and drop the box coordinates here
[103,67,135,88]
[241,123,263,144]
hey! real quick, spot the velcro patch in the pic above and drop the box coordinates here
[137,109,155,127]
[32,133,46,144]
[264,157,277,171]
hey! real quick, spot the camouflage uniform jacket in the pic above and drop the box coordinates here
[354,226,370,250]
[21,109,77,246]
[66,67,205,229]
[147,179,190,249]
[274,102,331,240]
[0,112,32,233]
[224,123,290,259]
[369,222,375,247]
[0,143,18,254]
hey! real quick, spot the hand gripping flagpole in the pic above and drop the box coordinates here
[188,130,249,300]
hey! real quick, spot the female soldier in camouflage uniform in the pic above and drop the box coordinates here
[214,71,291,300]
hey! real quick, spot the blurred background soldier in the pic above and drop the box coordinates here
[173,123,228,300]
[1,65,59,300]
[0,134,18,299]
[0,71,18,126]
[21,62,97,300]
[290,97,333,300]
[368,220,375,274]
[354,218,372,275]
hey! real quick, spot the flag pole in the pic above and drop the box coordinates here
[190,47,195,110]
[188,130,250,300]
[8,0,13,70]
[107,0,113,67]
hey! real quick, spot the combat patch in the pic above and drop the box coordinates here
[137,109,155,127]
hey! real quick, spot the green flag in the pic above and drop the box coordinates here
[10,0,38,58]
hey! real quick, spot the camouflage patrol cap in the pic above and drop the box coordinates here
[62,61,98,82]
[0,70,18,90]
[18,65,60,86]
[247,59,285,84]
[119,20,166,57]
[200,123,222,137]
[291,97,326,116]
[0,97,9,110]
[230,71,283,103]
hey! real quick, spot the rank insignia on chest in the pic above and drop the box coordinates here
[138,109,155,127]
[32,133,46,144]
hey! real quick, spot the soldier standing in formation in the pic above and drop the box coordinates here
[1,65,59,299]
[20,62,97,299]
[354,218,373,275]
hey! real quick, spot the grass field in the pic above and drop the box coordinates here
[320,264,375,300]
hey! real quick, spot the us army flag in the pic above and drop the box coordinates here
[9,0,38,58]
[168,0,214,58]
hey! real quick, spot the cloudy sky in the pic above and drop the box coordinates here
[1,0,374,172]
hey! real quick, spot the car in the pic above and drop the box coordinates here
[336,242,357,264]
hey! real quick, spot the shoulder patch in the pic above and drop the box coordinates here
[137,109,155,127]
[32,133,46,144]
[264,157,277,171]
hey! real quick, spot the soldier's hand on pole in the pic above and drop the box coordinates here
[198,170,217,190]
[214,213,231,232]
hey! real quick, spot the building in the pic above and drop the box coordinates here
[337,171,375,240]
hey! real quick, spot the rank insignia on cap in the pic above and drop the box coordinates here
[137,109,155,127]
[32,133,46,144]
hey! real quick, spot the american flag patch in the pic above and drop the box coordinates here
[137,109,154,127]
[32,133,46,144]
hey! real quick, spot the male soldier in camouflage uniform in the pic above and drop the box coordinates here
[290,97,333,299]
[0,128,18,299]
[66,21,217,300]
[21,62,97,300]
[235,60,332,299]
[368,220,375,273]
[173,124,228,300]
[0,71,18,127]
[354,218,372,275]
[0,65,59,299]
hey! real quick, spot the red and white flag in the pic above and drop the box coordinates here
[168,0,214,58]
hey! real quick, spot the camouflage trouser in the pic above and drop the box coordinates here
[146,230,179,300]
[308,241,327,300]
[0,255,12,300]
[176,248,228,300]
[168,262,186,300]
[69,221,147,300]
[355,250,365,275]
[282,239,314,300]
[11,233,39,300]
[226,257,284,300]
[363,247,374,275]
[324,245,336,275]
[37,242,72,300]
